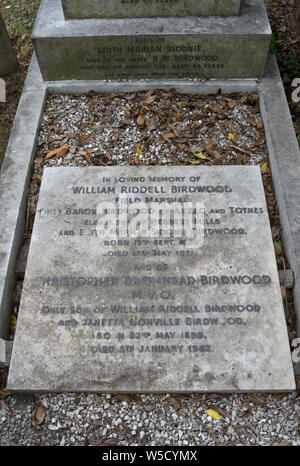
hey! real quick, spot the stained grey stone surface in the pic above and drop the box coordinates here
[61,0,241,19]
[32,0,271,80]
[7,166,295,392]
[0,12,18,77]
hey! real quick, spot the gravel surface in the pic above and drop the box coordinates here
[1,90,299,447]
[36,90,267,168]
[0,389,299,446]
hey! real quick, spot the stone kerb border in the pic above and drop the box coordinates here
[0,53,299,342]
[259,57,300,338]
[0,56,47,339]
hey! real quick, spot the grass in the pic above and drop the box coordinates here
[1,0,40,47]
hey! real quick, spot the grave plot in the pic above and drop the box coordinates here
[6,89,295,392]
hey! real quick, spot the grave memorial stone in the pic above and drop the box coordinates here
[0,12,18,77]
[7,166,295,392]
[32,0,271,81]
[61,0,242,19]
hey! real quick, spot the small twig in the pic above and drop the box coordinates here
[230,144,254,156]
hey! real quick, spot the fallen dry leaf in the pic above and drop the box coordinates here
[247,117,257,127]
[249,93,259,103]
[144,405,154,412]
[281,284,286,300]
[115,394,140,402]
[45,145,69,160]
[206,148,223,159]
[271,225,282,238]
[193,152,209,160]
[100,438,118,446]
[144,95,157,105]
[213,406,229,418]
[227,100,236,110]
[78,150,93,164]
[272,393,286,400]
[165,396,183,410]
[137,114,145,127]
[230,144,253,156]
[163,132,176,139]
[206,409,222,420]
[260,162,268,173]
[247,395,265,405]
[205,136,217,150]
[32,404,47,428]
[168,123,180,137]
[35,405,47,424]
[0,399,11,411]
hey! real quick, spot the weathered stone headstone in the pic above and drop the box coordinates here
[32,0,271,80]
[0,13,18,77]
[62,0,241,19]
[7,166,295,392]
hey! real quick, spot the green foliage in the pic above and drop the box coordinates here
[277,55,300,80]
[270,33,300,79]
[270,34,277,56]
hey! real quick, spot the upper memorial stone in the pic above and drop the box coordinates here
[61,0,241,19]
[7,165,295,393]
[32,0,271,80]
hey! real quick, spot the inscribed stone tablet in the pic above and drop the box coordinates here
[32,0,271,80]
[61,0,241,19]
[7,166,295,392]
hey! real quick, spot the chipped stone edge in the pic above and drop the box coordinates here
[0,53,299,349]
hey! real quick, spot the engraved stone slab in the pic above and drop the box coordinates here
[61,0,241,19]
[32,0,271,80]
[7,166,295,392]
